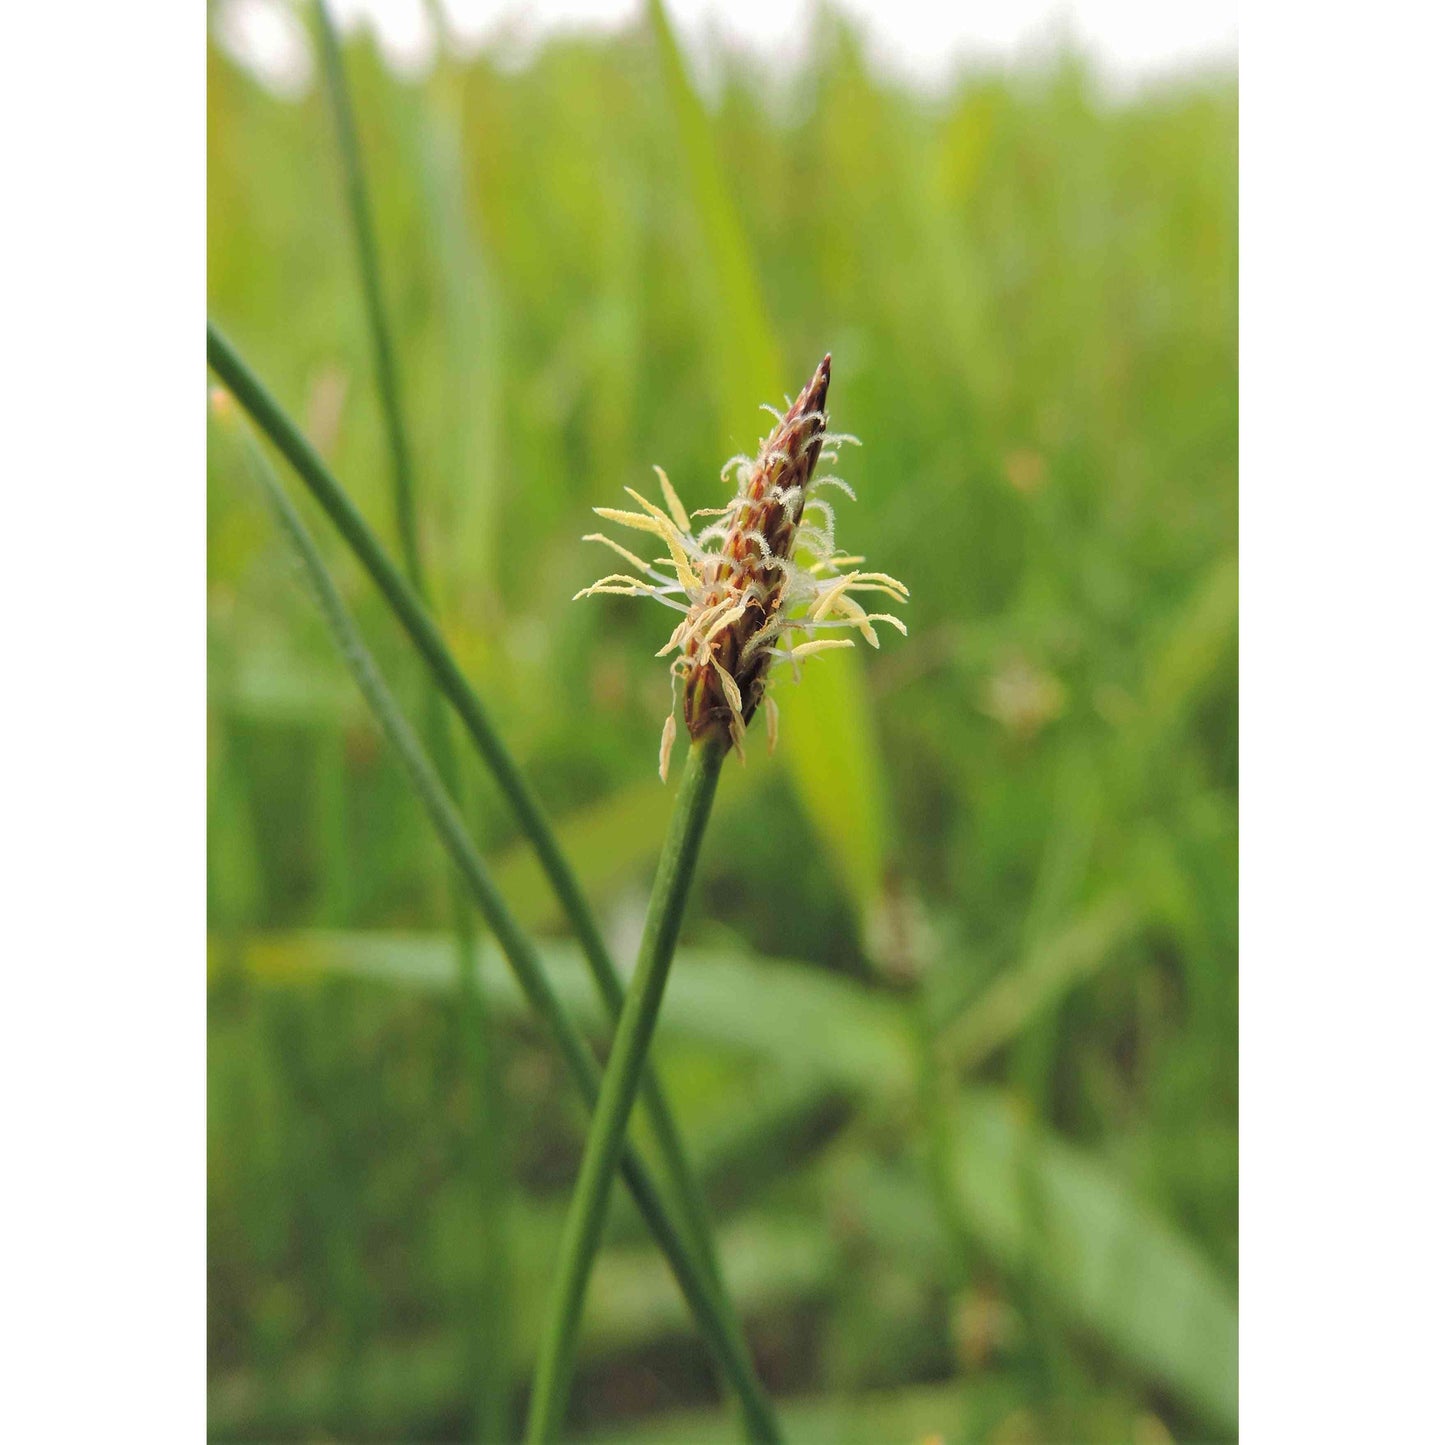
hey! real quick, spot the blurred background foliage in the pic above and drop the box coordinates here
[207,4,1237,1440]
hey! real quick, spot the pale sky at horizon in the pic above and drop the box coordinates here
[217,0,1237,99]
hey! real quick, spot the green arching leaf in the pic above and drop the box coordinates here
[217,412,776,1435]
[309,21,515,1429]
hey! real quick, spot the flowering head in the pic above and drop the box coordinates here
[576,356,909,780]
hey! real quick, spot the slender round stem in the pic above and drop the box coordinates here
[526,733,736,1445]
[238,434,779,1441]
[311,10,511,1433]
[207,319,745,1352]
[313,0,422,581]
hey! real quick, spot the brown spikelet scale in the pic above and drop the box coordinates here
[682,355,832,747]
[576,355,909,781]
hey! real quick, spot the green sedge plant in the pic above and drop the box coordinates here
[210,11,907,1441]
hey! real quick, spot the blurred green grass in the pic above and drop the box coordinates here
[208,10,1236,1441]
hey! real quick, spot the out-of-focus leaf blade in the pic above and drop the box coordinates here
[209,1211,832,1439]
[833,1090,1236,1432]
[1137,553,1238,746]
[645,0,891,915]
[585,1378,1028,1445]
[939,893,1145,1070]
[225,931,1236,1428]
[234,929,916,1098]
[948,1091,1237,1431]
[485,767,766,930]
[643,0,779,444]
[411,61,506,598]
[210,640,360,725]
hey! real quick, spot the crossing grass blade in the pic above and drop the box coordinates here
[229,422,782,1440]
[312,6,511,1432]
[208,320,751,1373]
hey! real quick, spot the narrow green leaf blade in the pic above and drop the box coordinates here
[645,0,892,914]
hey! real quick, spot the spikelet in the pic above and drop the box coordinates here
[576,356,909,780]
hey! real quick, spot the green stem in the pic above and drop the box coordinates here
[237,433,779,1444]
[311,14,511,1435]
[207,320,744,1356]
[313,0,421,579]
[526,733,733,1445]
